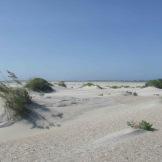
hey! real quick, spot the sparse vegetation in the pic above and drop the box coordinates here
[26,78,53,92]
[133,92,138,96]
[110,86,121,89]
[127,120,154,131]
[57,81,67,88]
[82,83,95,87]
[122,85,130,88]
[0,71,32,120]
[145,79,162,89]
[82,83,103,89]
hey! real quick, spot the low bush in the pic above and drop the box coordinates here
[82,83,95,87]
[145,79,162,89]
[26,78,53,92]
[82,83,103,89]
[57,81,67,88]
[127,120,154,131]
[133,92,138,96]
[110,86,121,89]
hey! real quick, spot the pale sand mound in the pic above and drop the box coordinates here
[0,82,162,161]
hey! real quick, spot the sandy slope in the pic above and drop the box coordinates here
[0,82,162,162]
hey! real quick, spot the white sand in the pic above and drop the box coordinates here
[0,82,162,162]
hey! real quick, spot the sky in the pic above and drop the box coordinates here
[0,0,162,81]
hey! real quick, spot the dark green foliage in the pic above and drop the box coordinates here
[139,120,154,131]
[110,86,121,89]
[127,120,154,131]
[145,79,162,89]
[58,81,67,88]
[82,83,103,89]
[26,78,53,92]
[133,92,138,96]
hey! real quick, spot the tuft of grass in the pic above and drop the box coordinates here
[122,85,130,88]
[145,79,162,89]
[0,71,32,120]
[25,78,53,93]
[82,83,95,87]
[81,83,103,89]
[127,120,154,131]
[57,81,67,88]
[110,86,121,89]
[133,92,138,96]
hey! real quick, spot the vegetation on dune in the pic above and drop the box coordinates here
[110,85,121,89]
[145,79,162,89]
[81,83,103,89]
[0,71,32,120]
[57,81,67,88]
[25,78,54,92]
[133,92,138,96]
[127,120,154,131]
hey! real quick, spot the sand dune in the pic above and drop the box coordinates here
[0,82,162,161]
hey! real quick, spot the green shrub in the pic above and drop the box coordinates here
[82,83,95,87]
[82,83,103,89]
[57,81,67,88]
[133,92,138,96]
[138,120,154,131]
[145,79,162,89]
[26,78,53,92]
[110,86,121,89]
[127,120,154,131]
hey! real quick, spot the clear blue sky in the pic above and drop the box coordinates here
[0,0,162,80]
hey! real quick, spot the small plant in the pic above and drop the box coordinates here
[82,83,95,87]
[127,120,154,131]
[145,79,162,89]
[133,92,138,96]
[57,81,67,88]
[110,86,121,89]
[82,83,103,89]
[25,78,53,92]
[122,85,130,88]
[138,120,154,131]
[98,93,103,96]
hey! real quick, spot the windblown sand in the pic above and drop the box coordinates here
[0,82,162,162]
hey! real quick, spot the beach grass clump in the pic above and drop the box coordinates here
[127,120,154,131]
[82,83,95,87]
[82,83,103,89]
[0,71,32,120]
[122,85,130,88]
[25,78,53,92]
[110,85,121,89]
[145,79,162,89]
[133,92,138,96]
[57,81,67,88]
[0,85,32,119]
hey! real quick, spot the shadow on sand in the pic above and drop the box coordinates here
[0,102,63,129]
[23,102,63,129]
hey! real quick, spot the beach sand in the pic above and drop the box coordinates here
[0,82,162,162]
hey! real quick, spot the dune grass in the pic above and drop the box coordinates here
[81,83,103,89]
[0,71,32,120]
[57,81,67,88]
[145,79,162,89]
[26,78,53,92]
